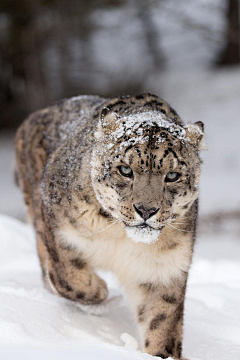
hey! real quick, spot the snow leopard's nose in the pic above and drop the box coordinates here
[133,205,160,221]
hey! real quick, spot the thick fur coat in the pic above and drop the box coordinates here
[15,93,204,359]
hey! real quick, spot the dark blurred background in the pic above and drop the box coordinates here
[0,0,239,129]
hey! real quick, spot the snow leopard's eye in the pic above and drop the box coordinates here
[165,172,181,182]
[118,166,133,178]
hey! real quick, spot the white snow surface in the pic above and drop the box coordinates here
[1,214,240,359]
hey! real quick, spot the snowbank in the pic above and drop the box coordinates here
[1,214,240,359]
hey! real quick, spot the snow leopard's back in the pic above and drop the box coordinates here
[14,95,105,217]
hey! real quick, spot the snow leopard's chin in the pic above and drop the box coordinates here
[125,225,161,244]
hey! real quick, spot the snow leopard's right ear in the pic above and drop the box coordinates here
[94,108,118,140]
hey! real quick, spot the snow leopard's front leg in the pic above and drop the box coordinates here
[128,277,187,359]
[36,204,108,305]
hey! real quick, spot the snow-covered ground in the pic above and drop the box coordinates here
[0,68,240,359]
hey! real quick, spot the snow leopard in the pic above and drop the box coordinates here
[15,93,204,359]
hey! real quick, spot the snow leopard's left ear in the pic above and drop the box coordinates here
[185,121,205,150]
[94,108,119,140]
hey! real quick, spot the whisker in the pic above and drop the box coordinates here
[172,222,190,225]
[98,220,119,234]
[167,223,193,233]
[167,224,182,233]
[104,219,118,224]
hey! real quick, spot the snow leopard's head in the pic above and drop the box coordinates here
[91,95,205,244]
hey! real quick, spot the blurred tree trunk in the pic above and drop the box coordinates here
[55,0,94,97]
[136,0,165,69]
[19,0,51,111]
[217,0,240,65]
[0,0,51,128]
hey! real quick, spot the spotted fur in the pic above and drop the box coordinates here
[15,93,204,359]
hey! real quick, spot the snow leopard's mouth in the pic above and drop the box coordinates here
[136,223,165,231]
[137,223,149,229]
[123,221,165,231]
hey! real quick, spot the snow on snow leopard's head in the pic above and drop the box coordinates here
[91,104,205,244]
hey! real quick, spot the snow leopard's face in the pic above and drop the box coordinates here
[92,111,204,244]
